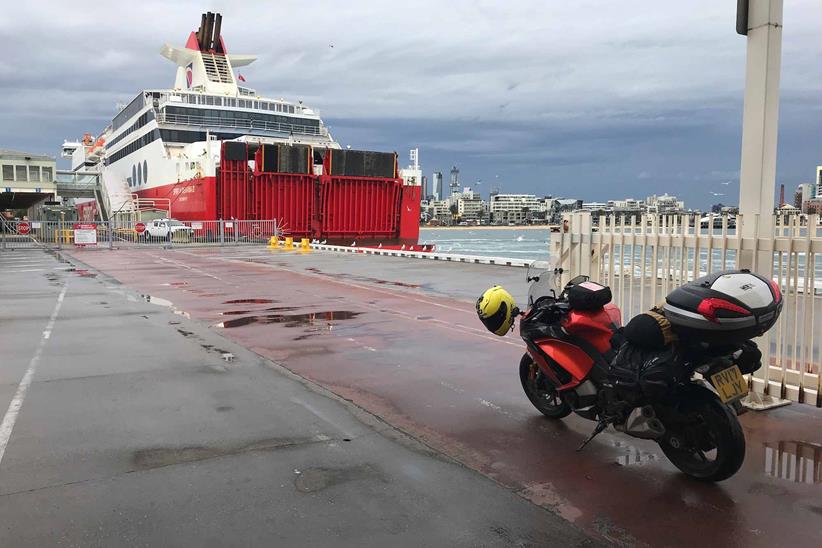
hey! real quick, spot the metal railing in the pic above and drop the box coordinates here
[155,112,325,137]
[553,212,822,407]
[1,219,284,250]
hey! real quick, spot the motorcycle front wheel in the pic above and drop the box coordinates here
[657,385,745,482]
[519,353,571,419]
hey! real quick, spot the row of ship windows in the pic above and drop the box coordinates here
[107,128,235,166]
[160,129,238,143]
[105,129,160,165]
[164,106,320,128]
[1,165,54,183]
[172,93,297,114]
[109,111,155,148]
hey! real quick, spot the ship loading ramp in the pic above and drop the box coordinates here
[213,142,420,246]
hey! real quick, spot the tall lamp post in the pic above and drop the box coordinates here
[736,0,788,408]
[737,0,782,272]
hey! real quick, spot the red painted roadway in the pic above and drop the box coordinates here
[67,247,822,547]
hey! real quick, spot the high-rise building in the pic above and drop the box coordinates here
[432,171,443,201]
[449,166,460,195]
[421,175,428,201]
[488,194,544,224]
[796,183,815,212]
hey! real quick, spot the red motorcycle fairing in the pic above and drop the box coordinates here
[562,303,622,353]
[528,303,622,391]
[529,339,594,391]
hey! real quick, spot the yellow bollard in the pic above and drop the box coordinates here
[268,236,280,248]
[284,236,294,249]
[300,238,311,250]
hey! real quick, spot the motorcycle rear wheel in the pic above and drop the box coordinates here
[657,385,745,482]
[519,353,571,419]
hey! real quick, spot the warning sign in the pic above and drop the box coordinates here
[17,221,31,235]
[73,223,97,246]
[135,222,147,234]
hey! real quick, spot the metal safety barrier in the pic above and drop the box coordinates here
[0,218,285,250]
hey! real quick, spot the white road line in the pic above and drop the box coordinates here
[0,283,67,466]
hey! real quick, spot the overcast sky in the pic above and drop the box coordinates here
[2,1,821,208]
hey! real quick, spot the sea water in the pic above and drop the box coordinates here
[419,227,551,260]
[418,227,822,289]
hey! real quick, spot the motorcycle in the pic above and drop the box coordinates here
[477,261,782,482]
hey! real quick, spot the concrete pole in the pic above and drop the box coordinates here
[737,0,782,272]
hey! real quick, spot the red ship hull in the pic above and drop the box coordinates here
[133,172,420,246]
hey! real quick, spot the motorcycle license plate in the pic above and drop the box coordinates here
[710,365,748,403]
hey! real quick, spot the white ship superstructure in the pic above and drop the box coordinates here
[64,12,339,220]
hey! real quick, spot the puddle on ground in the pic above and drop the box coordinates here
[763,441,821,484]
[223,298,276,305]
[220,306,299,316]
[133,435,326,470]
[612,440,659,467]
[305,267,420,289]
[141,294,173,307]
[294,464,384,493]
[217,310,360,329]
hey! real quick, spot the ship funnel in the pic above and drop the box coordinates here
[195,11,224,53]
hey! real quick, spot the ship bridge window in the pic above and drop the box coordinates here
[15,165,27,181]
[29,167,40,182]
[2,165,13,181]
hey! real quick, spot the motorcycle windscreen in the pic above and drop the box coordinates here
[532,339,594,390]
[526,259,561,306]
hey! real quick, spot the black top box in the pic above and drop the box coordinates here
[663,270,782,345]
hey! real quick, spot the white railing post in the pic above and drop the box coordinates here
[577,211,592,278]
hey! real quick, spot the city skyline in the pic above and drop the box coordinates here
[2,1,822,209]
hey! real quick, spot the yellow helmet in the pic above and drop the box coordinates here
[476,285,518,336]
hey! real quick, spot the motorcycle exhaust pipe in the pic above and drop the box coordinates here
[616,406,666,440]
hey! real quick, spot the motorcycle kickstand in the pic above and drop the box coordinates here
[576,419,609,452]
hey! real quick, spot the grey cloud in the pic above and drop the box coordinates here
[1,0,821,209]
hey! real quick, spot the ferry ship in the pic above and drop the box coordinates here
[63,12,421,245]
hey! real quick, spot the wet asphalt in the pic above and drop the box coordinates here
[0,249,599,547]
[53,245,822,548]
